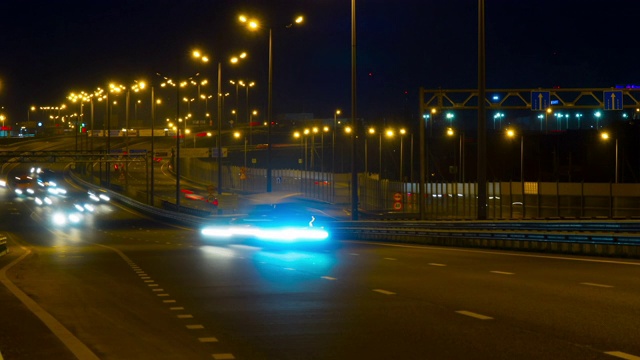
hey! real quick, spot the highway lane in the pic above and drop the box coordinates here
[2,175,640,358]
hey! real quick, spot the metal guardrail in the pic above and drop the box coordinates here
[330,220,640,245]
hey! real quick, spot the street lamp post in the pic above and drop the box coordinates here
[239,13,304,193]
[601,132,619,183]
[240,80,255,127]
[576,113,583,129]
[507,128,525,218]
[365,127,375,174]
[193,50,246,196]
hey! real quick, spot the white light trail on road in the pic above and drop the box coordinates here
[456,310,493,320]
[581,282,614,288]
[604,351,640,360]
[490,271,514,275]
[373,289,396,295]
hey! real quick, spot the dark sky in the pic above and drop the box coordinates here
[0,0,638,125]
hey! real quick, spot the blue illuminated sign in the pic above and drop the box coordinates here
[531,91,550,111]
[604,90,623,110]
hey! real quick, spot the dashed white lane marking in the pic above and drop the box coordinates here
[321,276,337,280]
[148,284,159,287]
[581,282,614,288]
[199,337,218,343]
[157,294,170,297]
[144,280,155,283]
[212,354,236,359]
[384,257,397,261]
[170,307,184,311]
[456,310,493,320]
[373,289,396,295]
[152,289,164,292]
[186,324,204,330]
[163,300,177,303]
[605,351,640,360]
[141,277,151,280]
[490,271,514,275]
[429,263,447,267]
[177,314,193,319]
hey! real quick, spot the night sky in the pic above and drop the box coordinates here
[0,0,638,125]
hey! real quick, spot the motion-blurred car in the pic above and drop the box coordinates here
[14,175,36,196]
[50,202,94,227]
[88,189,110,202]
[201,202,331,246]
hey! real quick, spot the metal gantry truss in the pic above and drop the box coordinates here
[420,87,640,111]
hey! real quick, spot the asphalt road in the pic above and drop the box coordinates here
[2,170,640,359]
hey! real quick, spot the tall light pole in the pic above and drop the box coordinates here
[249,110,257,147]
[239,80,255,127]
[239,13,304,193]
[332,109,340,173]
[601,132,618,183]
[365,127,375,174]
[194,49,246,196]
[576,113,583,129]
[399,128,406,183]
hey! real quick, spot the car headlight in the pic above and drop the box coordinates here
[52,212,66,226]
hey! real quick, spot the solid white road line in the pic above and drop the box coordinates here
[605,351,640,360]
[581,282,614,288]
[490,271,514,275]
[0,243,100,360]
[373,289,396,295]
[456,310,493,320]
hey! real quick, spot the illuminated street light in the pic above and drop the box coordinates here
[601,131,619,183]
[594,111,602,129]
[239,12,304,192]
[192,49,247,196]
